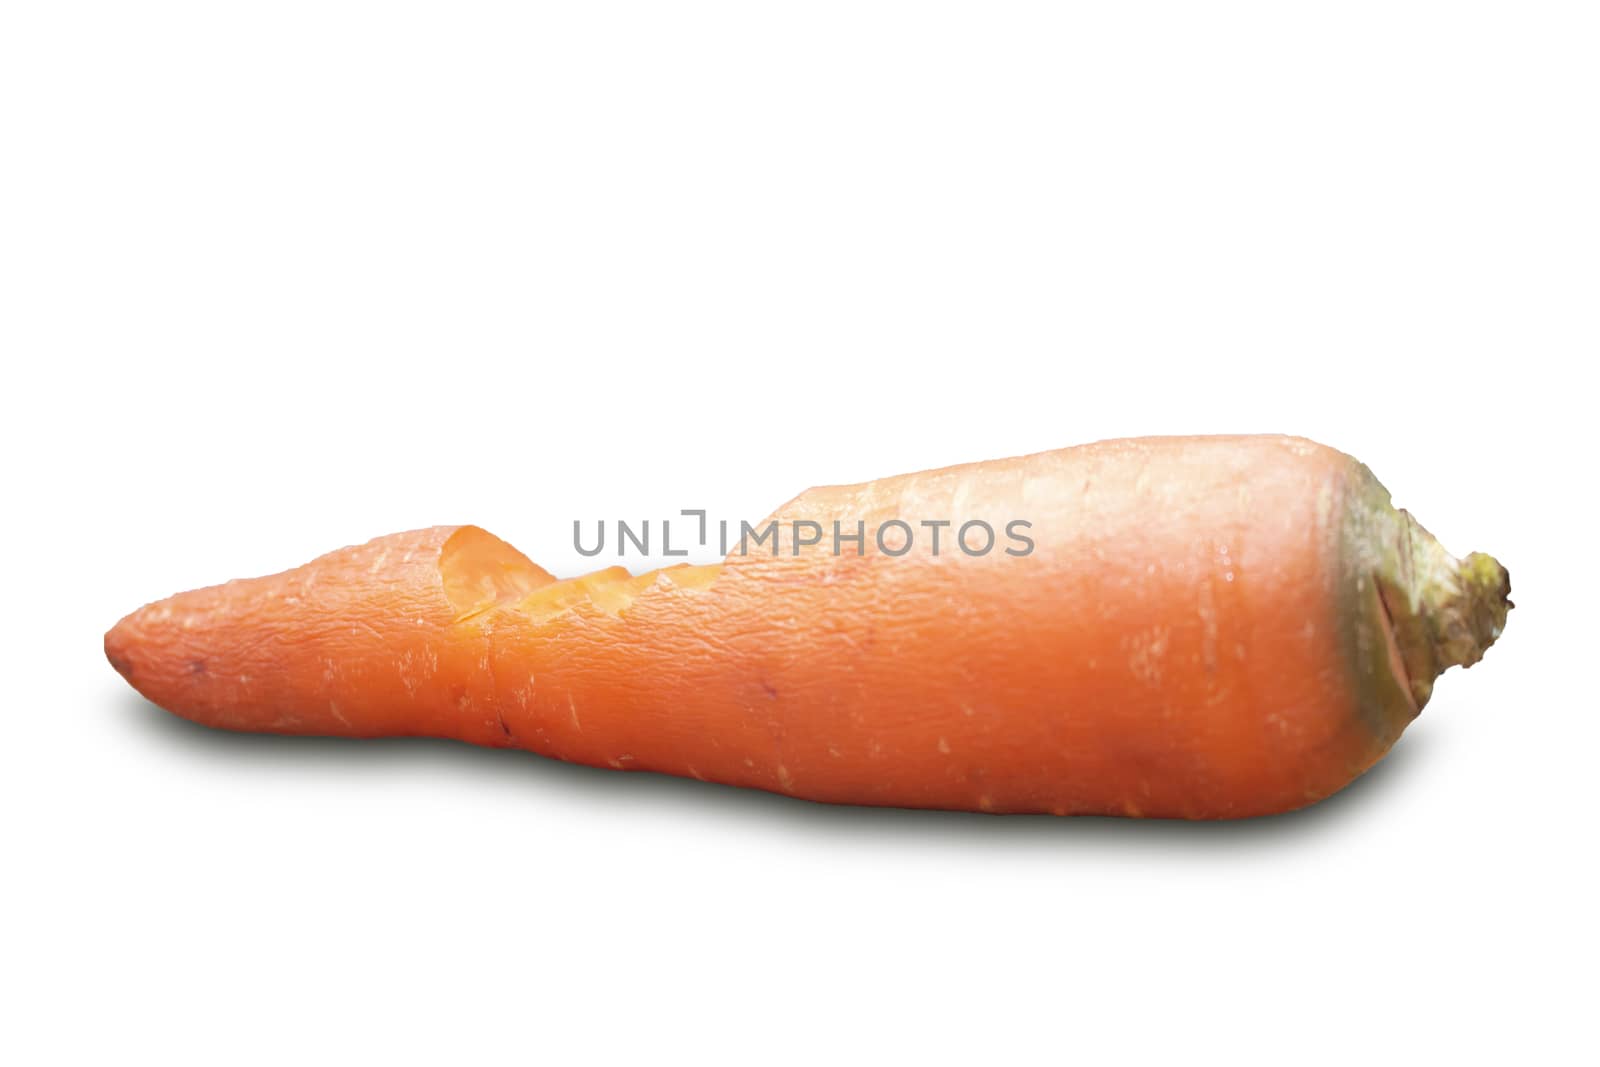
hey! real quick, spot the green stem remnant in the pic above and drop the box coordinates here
[1376,510,1513,710]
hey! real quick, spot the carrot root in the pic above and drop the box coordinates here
[105,436,1511,818]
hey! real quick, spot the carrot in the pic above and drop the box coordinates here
[104,435,1510,818]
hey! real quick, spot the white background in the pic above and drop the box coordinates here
[4,3,1596,1063]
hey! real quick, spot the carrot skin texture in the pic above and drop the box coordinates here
[106,436,1506,818]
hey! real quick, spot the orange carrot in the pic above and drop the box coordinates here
[104,435,1510,818]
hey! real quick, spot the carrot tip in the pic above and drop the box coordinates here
[105,626,135,680]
